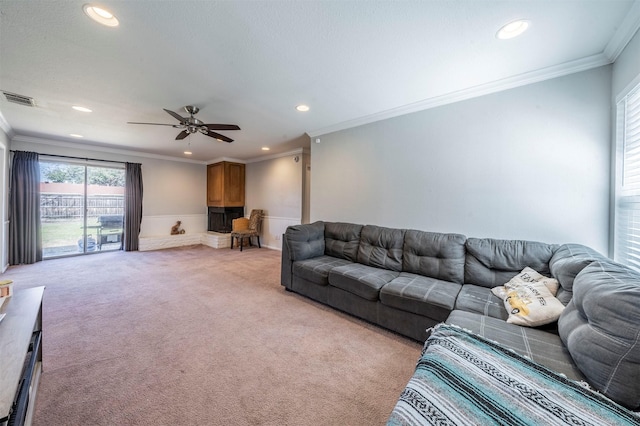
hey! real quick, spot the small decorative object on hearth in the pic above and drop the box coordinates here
[170,221,185,235]
[0,279,13,298]
[0,280,13,310]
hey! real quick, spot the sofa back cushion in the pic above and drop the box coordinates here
[464,238,557,288]
[284,221,325,261]
[357,225,405,272]
[558,260,640,410]
[324,222,363,261]
[549,243,605,305]
[402,230,466,283]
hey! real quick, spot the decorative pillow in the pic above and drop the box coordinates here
[491,267,565,327]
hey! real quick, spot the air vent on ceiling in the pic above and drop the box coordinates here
[2,91,36,107]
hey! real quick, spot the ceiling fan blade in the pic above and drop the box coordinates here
[204,131,234,143]
[175,130,189,140]
[127,121,176,126]
[163,108,187,122]
[205,124,241,131]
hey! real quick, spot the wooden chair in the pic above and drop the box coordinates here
[230,209,264,251]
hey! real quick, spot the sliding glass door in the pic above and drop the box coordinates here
[40,161,125,258]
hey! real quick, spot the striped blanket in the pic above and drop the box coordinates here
[387,324,640,426]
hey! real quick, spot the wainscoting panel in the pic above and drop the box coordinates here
[140,214,207,238]
[138,214,298,252]
[260,216,301,250]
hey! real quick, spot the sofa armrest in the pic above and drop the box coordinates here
[549,243,606,304]
[283,221,326,261]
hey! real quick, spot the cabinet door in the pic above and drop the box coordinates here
[224,162,245,206]
[207,163,224,206]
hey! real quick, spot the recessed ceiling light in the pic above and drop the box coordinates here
[496,19,529,40]
[262,147,270,151]
[184,150,192,155]
[296,105,310,112]
[72,105,92,113]
[70,134,83,138]
[83,4,119,27]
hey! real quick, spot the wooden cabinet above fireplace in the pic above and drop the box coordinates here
[207,161,245,207]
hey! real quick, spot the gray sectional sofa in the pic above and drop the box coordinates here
[280,221,640,411]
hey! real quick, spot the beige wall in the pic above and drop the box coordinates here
[312,66,612,253]
[245,150,307,249]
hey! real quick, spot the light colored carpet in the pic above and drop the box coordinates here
[5,245,422,425]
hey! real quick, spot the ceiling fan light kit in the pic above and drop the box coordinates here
[127,105,240,144]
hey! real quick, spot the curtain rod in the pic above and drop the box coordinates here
[10,150,127,165]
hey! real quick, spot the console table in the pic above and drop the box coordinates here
[0,286,44,426]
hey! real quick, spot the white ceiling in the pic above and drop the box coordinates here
[1,0,639,163]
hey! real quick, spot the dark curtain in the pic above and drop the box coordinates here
[124,162,143,251]
[9,151,42,264]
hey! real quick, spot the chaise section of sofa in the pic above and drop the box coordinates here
[559,259,640,410]
[445,309,585,380]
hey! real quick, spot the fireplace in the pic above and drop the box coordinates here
[208,206,244,233]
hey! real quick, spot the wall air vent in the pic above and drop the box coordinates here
[2,91,36,107]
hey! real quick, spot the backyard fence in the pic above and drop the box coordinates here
[41,194,124,219]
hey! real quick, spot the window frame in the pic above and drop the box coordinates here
[614,78,640,270]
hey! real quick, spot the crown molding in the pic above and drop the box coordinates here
[11,134,311,166]
[205,156,247,165]
[11,135,207,164]
[205,148,310,165]
[244,147,309,164]
[308,53,612,138]
[604,0,640,61]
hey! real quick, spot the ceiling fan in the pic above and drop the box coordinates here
[127,106,240,142]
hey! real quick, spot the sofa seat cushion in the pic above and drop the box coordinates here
[328,263,399,301]
[454,284,508,320]
[559,260,640,410]
[380,273,461,321]
[293,255,353,286]
[446,310,585,381]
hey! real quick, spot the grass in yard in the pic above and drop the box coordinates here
[42,219,87,248]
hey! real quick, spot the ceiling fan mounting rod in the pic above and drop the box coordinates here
[185,105,199,115]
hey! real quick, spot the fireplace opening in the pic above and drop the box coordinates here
[208,207,244,233]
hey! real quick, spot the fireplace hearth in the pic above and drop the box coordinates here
[208,207,244,233]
